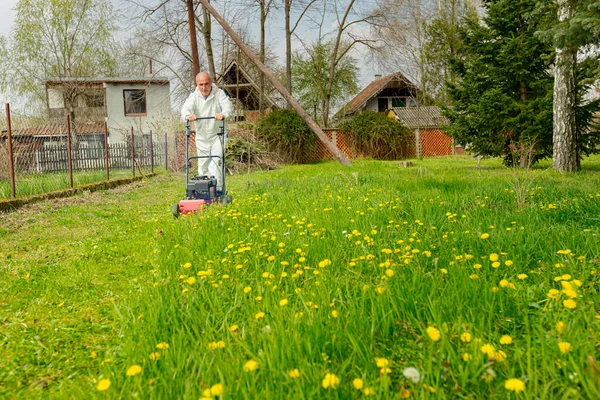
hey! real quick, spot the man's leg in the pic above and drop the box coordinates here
[207,137,225,190]
[195,138,211,177]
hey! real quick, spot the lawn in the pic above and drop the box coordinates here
[1,156,599,399]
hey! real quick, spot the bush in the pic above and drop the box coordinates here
[226,136,277,174]
[255,109,316,163]
[337,111,414,160]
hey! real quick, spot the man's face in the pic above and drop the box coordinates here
[196,74,212,97]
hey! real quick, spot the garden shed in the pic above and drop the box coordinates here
[387,106,463,157]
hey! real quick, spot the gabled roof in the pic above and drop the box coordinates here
[216,61,277,109]
[1,121,105,138]
[389,106,449,129]
[339,73,417,116]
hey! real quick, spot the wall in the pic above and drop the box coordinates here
[105,82,171,144]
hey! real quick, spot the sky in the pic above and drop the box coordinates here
[0,0,18,39]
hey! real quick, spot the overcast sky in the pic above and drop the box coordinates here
[0,0,18,39]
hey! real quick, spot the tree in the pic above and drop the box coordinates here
[6,0,118,109]
[445,0,554,167]
[292,39,359,125]
[283,0,318,95]
[536,0,600,172]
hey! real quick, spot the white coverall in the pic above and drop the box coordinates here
[181,83,234,189]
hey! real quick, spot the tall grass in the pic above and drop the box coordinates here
[1,156,599,399]
[101,157,600,399]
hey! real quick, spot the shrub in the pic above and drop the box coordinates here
[337,111,414,160]
[255,109,316,163]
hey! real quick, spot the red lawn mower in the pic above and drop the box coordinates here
[173,117,231,217]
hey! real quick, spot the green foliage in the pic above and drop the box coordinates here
[445,0,554,166]
[535,0,600,49]
[225,136,270,173]
[292,40,359,125]
[6,0,118,103]
[337,111,414,160]
[255,109,316,163]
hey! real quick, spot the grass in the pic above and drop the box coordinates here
[1,155,599,399]
[0,168,152,199]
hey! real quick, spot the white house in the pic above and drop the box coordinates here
[45,77,171,144]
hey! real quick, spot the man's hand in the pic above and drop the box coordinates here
[215,113,224,121]
[186,114,196,121]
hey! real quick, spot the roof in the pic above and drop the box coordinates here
[216,61,277,109]
[339,72,417,116]
[45,77,170,86]
[1,121,105,138]
[389,106,449,129]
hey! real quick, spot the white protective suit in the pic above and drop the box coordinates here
[181,83,234,188]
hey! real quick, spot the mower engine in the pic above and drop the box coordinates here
[186,176,218,200]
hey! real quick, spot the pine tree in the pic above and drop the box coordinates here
[445,0,554,166]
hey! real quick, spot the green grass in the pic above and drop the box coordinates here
[0,169,151,199]
[1,155,599,399]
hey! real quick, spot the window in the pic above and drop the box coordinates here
[392,97,406,108]
[123,89,147,116]
[84,91,105,108]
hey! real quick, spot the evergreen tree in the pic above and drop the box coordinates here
[445,0,554,166]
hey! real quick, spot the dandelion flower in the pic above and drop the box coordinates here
[517,273,527,279]
[402,367,420,384]
[322,373,340,389]
[462,353,472,361]
[279,299,289,306]
[363,387,375,395]
[352,378,364,390]
[500,335,513,345]
[375,358,389,368]
[504,378,525,392]
[229,324,239,332]
[547,289,560,299]
[210,383,224,396]
[288,369,300,378]
[489,253,499,262]
[96,379,111,391]
[558,342,572,353]
[480,344,495,357]
[156,342,169,350]
[244,286,252,293]
[556,321,565,333]
[460,332,472,343]
[126,365,142,376]
[255,312,265,319]
[149,352,161,360]
[331,310,339,318]
[499,279,509,288]
[385,269,394,277]
[563,299,576,309]
[243,360,259,372]
[427,326,441,342]
[480,233,490,239]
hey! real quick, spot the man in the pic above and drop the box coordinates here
[181,72,234,190]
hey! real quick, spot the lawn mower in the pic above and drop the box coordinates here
[173,117,232,217]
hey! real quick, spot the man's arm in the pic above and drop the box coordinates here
[215,88,234,121]
[181,91,196,121]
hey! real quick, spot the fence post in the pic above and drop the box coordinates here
[164,132,168,171]
[5,103,16,198]
[131,127,135,177]
[104,121,110,181]
[66,114,74,188]
[149,129,154,174]
[415,128,421,158]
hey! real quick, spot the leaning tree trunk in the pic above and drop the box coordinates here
[552,0,578,172]
[202,3,216,79]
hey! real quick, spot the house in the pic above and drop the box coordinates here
[216,61,278,121]
[45,77,171,143]
[387,106,463,157]
[338,73,418,118]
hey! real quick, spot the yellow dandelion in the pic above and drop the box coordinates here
[499,279,509,288]
[244,286,252,293]
[183,262,192,269]
[331,310,339,318]
[352,378,364,390]
[517,273,527,279]
[462,353,472,361]
[229,324,239,332]
[322,373,340,389]
[156,342,169,350]
[288,369,300,378]
[375,358,389,368]
[556,321,565,333]
[210,383,224,396]
[562,289,577,298]
[363,387,375,395]
[547,289,560,299]
[480,344,495,357]
[563,299,576,309]
[504,378,525,392]
[558,342,571,353]
[149,352,161,360]
[489,253,499,261]
[385,269,394,277]
[243,360,259,372]
[480,233,490,239]
[460,332,472,342]
[426,326,441,342]
[126,365,142,376]
[96,379,111,391]
[500,335,513,345]
[492,261,501,268]
[255,312,265,319]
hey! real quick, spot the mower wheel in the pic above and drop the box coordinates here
[172,203,180,218]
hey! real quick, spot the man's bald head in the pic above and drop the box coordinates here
[196,72,213,96]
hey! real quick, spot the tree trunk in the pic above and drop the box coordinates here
[202,2,216,78]
[259,0,266,114]
[285,0,292,96]
[186,0,200,80]
[552,0,578,172]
